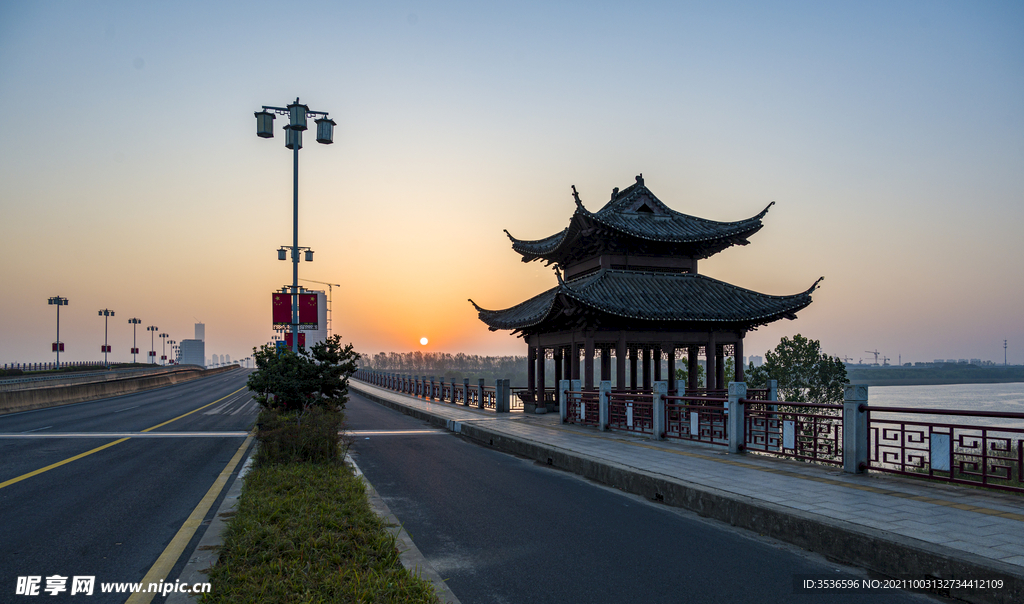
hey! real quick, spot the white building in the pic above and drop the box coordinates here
[299,289,329,349]
[179,339,205,367]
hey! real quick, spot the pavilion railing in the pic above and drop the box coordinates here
[607,391,655,435]
[743,400,843,466]
[864,406,1024,494]
[664,394,728,446]
[563,389,601,427]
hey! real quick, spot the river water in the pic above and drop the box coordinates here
[868,382,1024,429]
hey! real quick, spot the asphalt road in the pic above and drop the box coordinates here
[346,391,949,604]
[0,369,256,603]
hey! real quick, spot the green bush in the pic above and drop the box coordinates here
[254,407,348,466]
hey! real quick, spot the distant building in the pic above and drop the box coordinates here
[225,354,231,364]
[195,323,205,341]
[179,340,205,367]
[747,355,763,368]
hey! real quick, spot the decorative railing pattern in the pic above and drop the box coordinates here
[664,395,728,446]
[744,401,843,466]
[353,370,514,413]
[865,406,1024,494]
[607,392,654,435]
[564,390,600,427]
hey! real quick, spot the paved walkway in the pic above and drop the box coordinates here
[352,381,1023,604]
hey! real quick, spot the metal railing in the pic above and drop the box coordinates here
[664,395,728,446]
[563,389,601,427]
[865,406,1024,494]
[607,391,654,435]
[353,370,515,413]
[744,401,843,466]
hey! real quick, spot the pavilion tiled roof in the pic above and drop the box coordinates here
[470,269,822,333]
[505,175,773,263]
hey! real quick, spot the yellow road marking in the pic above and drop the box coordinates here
[0,386,248,490]
[126,435,252,604]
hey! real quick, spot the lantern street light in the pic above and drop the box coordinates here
[255,97,335,353]
[159,333,169,365]
[147,326,158,364]
[128,318,142,363]
[168,340,177,365]
[98,309,115,368]
[48,296,69,368]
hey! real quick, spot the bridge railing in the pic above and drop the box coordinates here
[664,395,728,446]
[353,370,514,413]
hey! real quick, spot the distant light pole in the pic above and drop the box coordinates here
[147,326,158,364]
[48,296,69,368]
[255,97,335,353]
[97,309,115,367]
[168,340,177,364]
[159,333,169,365]
[128,318,142,363]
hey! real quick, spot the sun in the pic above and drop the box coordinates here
[419,337,428,346]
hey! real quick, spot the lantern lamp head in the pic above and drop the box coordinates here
[255,110,275,138]
[287,99,309,131]
[315,117,336,144]
[284,126,302,150]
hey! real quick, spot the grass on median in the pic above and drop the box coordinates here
[200,458,441,604]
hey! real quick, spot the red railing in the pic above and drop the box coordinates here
[564,389,601,427]
[744,401,843,465]
[664,395,728,445]
[865,406,1024,494]
[607,392,654,435]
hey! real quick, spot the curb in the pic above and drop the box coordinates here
[347,454,462,604]
[165,449,254,604]
[353,384,1024,604]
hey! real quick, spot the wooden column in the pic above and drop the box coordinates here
[600,346,611,382]
[688,345,698,392]
[735,336,745,383]
[706,332,717,391]
[616,334,626,390]
[629,346,637,391]
[536,346,546,405]
[570,334,581,381]
[666,345,676,393]
[642,345,651,391]
[716,344,725,391]
[563,346,572,381]
[653,346,662,382]
[554,347,563,391]
[527,344,536,397]
[584,333,595,390]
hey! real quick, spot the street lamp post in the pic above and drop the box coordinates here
[98,309,115,367]
[48,296,69,368]
[168,340,176,365]
[159,333,169,365]
[128,318,142,363]
[255,98,335,353]
[147,326,158,364]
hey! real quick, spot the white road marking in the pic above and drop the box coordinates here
[19,426,52,433]
[114,405,140,413]
[0,432,248,438]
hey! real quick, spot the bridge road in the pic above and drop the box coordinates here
[0,368,257,603]
[346,391,950,604]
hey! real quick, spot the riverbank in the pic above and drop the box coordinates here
[847,365,1024,387]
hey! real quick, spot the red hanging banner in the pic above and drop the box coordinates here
[272,293,291,326]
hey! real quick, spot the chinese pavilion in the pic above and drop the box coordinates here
[470,175,822,412]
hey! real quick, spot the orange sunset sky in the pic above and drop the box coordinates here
[1,2,1022,367]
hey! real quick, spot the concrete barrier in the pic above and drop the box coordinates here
[0,365,241,415]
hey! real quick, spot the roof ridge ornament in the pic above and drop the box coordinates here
[503,228,515,241]
[635,173,644,186]
[554,266,565,286]
[571,185,583,208]
[610,187,619,201]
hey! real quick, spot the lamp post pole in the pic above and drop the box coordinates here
[255,98,335,353]
[159,333,169,365]
[168,340,176,365]
[98,309,115,367]
[147,326,158,364]
[128,318,141,363]
[48,296,69,368]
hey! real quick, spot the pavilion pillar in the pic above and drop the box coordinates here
[666,345,676,394]
[536,346,546,408]
[571,336,581,381]
[706,333,717,392]
[554,347,563,392]
[688,345,698,392]
[735,336,745,383]
[629,346,637,391]
[616,335,626,391]
[642,345,651,391]
[562,346,572,381]
[716,344,725,391]
[653,346,662,382]
[584,333,595,390]
[527,344,536,398]
[600,347,611,382]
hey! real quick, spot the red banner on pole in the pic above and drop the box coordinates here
[272,293,291,326]
[298,293,318,327]
[284,332,306,348]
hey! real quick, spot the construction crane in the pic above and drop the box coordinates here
[298,279,341,337]
[865,350,881,365]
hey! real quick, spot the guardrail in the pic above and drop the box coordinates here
[864,405,1024,494]
[353,370,514,413]
[744,401,843,466]
[0,365,205,392]
[665,395,728,446]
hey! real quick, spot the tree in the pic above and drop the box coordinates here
[247,335,360,413]
[746,334,848,404]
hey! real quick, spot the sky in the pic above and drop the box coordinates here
[1,1,1022,367]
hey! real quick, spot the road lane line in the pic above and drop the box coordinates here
[125,434,253,604]
[0,386,248,490]
[20,425,52,433]
[115,405,141,413]
[0,438,131,490]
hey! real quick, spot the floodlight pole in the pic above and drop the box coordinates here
[48,296,68,368]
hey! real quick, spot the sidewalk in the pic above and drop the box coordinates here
[351,381,1023,604]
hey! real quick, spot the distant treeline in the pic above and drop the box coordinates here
[846,364,1024,386]
[360,351,528,385]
